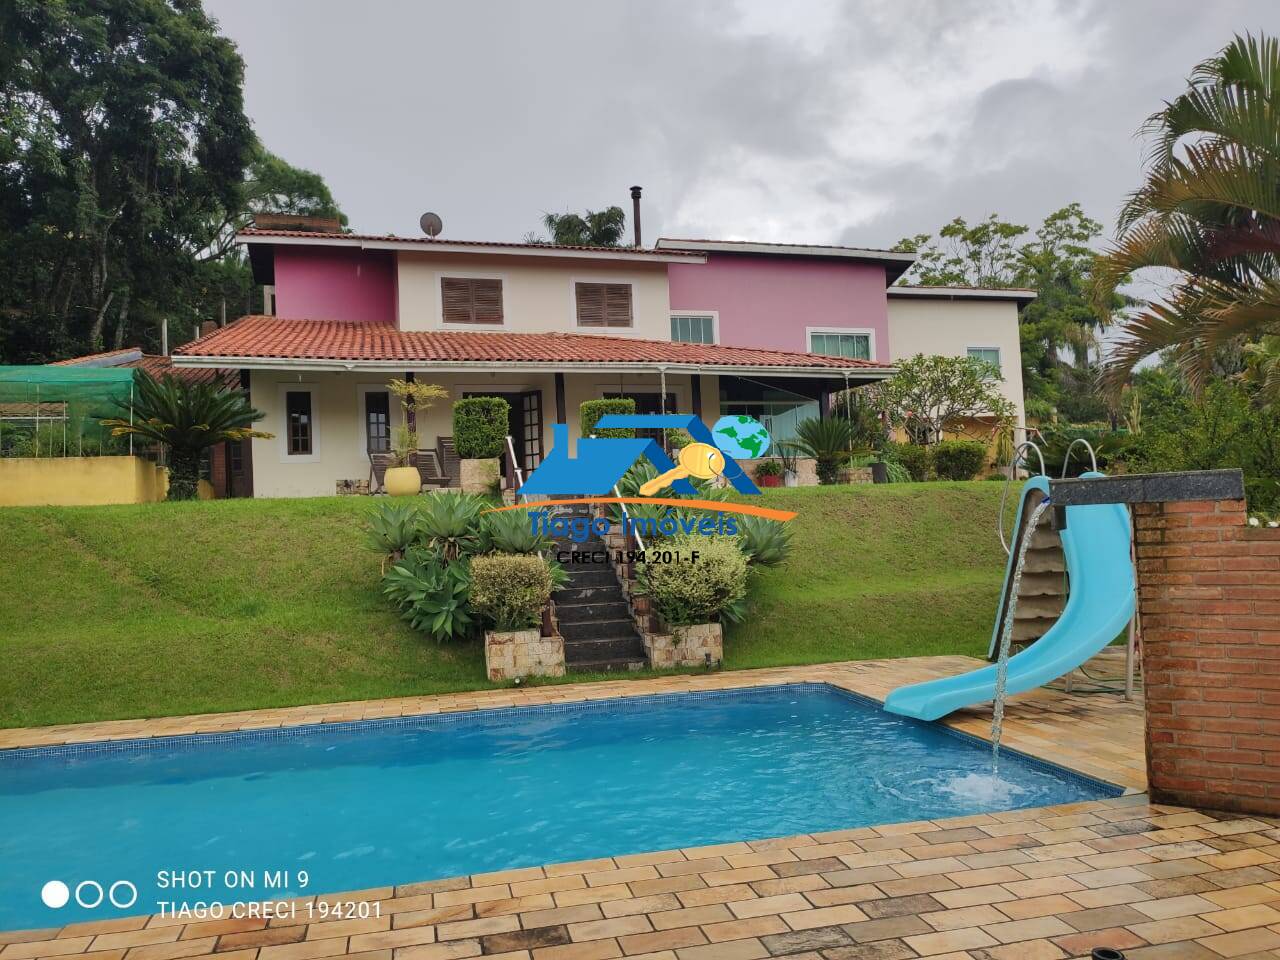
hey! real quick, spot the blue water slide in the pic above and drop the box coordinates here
[883,472,1136,721]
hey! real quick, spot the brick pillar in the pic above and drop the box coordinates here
[1134,498,1280,814]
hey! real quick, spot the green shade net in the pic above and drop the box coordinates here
[0,366,137,458]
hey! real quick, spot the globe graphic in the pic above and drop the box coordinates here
[711,415,771,460]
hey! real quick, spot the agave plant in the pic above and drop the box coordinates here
[366,501,421,570]
[416,491,487,562]
[1093,34,1280,392]
[382,551,473,641]
[102,371,271,500]
[734,515,793,567]
[480,508,555,555]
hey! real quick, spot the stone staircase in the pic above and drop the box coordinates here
[550,509,648,673]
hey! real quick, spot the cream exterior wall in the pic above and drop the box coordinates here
[247,369,720,498]
[886,297,1027,432]
[394,251,673,340]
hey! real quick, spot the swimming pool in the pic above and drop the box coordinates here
[0,683,1120,930]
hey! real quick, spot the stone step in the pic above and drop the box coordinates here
[1022,550,1067,574]
[564,635,647,663]
[557,569,619,588]
[1018,571,1068,596]
[1013,594,1067,621]
[554,584,625,605]
[560,618,641,642]
[555,600,633,623]
[1012,617,1059,642]
[566,657,648,674]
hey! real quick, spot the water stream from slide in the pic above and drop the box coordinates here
[990,498,1053,778]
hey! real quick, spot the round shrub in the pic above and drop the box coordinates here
[882,441,932,481]
[580,397,636,439]
[453,396,509,459]
[470,553,553,632]
[639,534,748,626]
[932,440,988,480]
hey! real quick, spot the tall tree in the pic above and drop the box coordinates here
[1092,33,1280,393]
[538,206,628,246]
[891,214,1027,287]
[896,205,1126,422]
[0,1,346,363]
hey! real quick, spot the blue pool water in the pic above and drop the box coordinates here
[0,684,1119,930]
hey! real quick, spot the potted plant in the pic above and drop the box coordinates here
[385,378,448,496]
[776,440,800,487]
[453,396,510,494]
[753,459,783,488]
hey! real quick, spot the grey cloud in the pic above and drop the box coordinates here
[206,0,1280,247]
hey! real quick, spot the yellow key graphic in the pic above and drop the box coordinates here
[639,442,726,496]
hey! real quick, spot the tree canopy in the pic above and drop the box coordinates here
[0,0,345,363]
[535,206,628,246]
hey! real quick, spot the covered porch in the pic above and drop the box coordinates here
[170,317,893,498]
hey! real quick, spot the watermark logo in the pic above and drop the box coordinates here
[494,413,793,545]
[518,414,769,497]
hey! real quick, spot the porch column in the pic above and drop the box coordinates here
[405,371,416,431]
[554,372,566,423]
[691,375,703,421]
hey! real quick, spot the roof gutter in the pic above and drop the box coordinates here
[170,354,895,380]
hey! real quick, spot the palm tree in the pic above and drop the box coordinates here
[102,372,271,500]
[1094,34,1280,393]
[788,417,859,485]
[540,206,628,246]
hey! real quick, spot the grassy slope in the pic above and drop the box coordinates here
[0,483,1011,728]
[724,483,1007,667]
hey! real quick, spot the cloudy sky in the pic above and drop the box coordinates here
[206,0,1280,250]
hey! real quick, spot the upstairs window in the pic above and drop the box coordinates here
[967,346,1001,373]
[809,332,871,360]
[576,282,633,328]
[286,391,313,456]
[442,277,503,324]
[671,314,716,344]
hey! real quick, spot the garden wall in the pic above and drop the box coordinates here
[0,456,168,506]
[1134,498,1280,814]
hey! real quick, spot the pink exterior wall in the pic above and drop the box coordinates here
[272,247,397,324]
[667,254,890,360]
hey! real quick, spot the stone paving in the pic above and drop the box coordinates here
[9,655,1279,958]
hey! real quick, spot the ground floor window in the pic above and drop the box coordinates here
[364,390,390,452]
[286,390,313,456]
[718,377,821,446]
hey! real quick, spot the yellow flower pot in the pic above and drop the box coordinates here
[383,466,421,497]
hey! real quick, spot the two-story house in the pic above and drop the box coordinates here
[658,238,1033,442]
[171,225,895,498]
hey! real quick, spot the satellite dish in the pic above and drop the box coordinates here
[419,212,443,238]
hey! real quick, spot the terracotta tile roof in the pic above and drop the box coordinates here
[239,228,704,257]
[54,349,232,386]
[173,316,891,371]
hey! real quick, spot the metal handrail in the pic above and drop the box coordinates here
[504,434,526,497]
[998,440,1048,555]
[613,483,646,552]
[1061,437,1098,478]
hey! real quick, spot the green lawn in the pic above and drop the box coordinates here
[0,483,1012,728]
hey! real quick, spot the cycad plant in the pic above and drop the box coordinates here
[102,372,271,500]
[789,417,858,485]
[1093,34,1280,394]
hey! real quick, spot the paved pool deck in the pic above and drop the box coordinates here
[4,655,1280,959]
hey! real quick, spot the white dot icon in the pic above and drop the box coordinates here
[41,881,70,909]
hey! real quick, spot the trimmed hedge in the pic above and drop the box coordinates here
[882,441,932,481]
[470,553,552,631]
[453,396,509,459]
[580,397,636,439]
[639,534,748,626]
[932,440,988,481]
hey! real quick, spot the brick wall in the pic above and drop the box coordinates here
[1135,498,1280,814]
